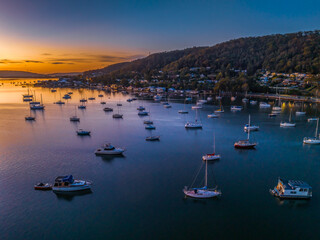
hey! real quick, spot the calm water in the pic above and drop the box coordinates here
[0,80,319,240]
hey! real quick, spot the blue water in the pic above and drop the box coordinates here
[0,81,319,239]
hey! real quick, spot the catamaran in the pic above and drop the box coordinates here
[303,118,320,144]
[185,108,202,128]
[202,134,221,161]
[244,114,259,132]
[183,160,221,199]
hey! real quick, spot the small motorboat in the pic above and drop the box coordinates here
[145,124,156,130]
[25,116,35,121]
[138,111,149,116]
[178,110,188,114]
[146,135,160,141]
[137,106,145,111]
[70,116,80,122]
[208,113,219,118]
[231,106,243,111]
[52,175,91,193]
[144,120,153,124]
[103,107,113,112]
[76,129,91,135]
[34,183,52,190]
[112,113,123,118]
[95,143,125,155]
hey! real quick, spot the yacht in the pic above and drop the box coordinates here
[244,114,259,132]
[231,106,243,111]
[185,108,202,129]
[76,129,91,136]
[303,118,320,144]
[280,110,296,127]
[183,160,221,199]
[202,134,221,161]
[52,175,91,193]
[234,127,257,149]
[95,143,125,155]
[270,178,312,199]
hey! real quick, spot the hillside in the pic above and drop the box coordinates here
[85,30,320,79]
[0,70,47,78]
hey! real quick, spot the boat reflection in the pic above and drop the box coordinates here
[55,189,92,201]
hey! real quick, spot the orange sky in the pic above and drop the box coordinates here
[0,36,145,74]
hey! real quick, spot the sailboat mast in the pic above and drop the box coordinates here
[249,114,251,127]
[316,118,319,138]
[205,160,208,187]
[213,134,216,153]
[289,109,292,122]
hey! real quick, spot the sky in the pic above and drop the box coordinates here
[0,0,319,74]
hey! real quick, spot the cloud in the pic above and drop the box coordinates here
[51,62,74,65]
[41,53,52,56]
[0,59,23,64]
[25,60,44,63]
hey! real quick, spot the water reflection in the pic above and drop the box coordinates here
[54,189,92,201]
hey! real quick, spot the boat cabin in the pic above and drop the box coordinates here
[54,175,74,187]
[274,178,312,199]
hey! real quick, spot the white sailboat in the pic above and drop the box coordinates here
[272,94,281,111]
[214,100,224,113]
[280,109,296,127]
[296,102,306,116]
[185,108,202,128]
[178,99,189,114]
[303,118,320,144]
[183,160,221,199]
[202,134,221,161]
[70,106,80,122]
[244,114,259,132]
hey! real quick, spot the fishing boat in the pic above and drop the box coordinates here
[185,108,202,129]
[34,183,52,190]
[280,109,296,127]
[70,106,80,122]
[52,175,91,193]
[244,114,259,132]
[270,178,312,199]
[303,118,320,144]
[183,160,221,199]
[95,143,125,155]
[234,126,257,149]
[231,106,243,111]
[76,129,91,136]
[202,134,221,161]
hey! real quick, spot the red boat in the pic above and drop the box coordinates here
[34,183,52,190]
[234,139,256,149]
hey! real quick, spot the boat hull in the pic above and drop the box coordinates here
[53,185,91,193]
[183,189,221,199]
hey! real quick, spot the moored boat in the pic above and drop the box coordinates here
[95,143,125,155]
[270,178,312,199]
[52,175,91,193]
[34,183,52,190]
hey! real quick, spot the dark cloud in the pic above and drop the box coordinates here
[51,62,74,65]
[41,53,52,56]
[25,60,44,63]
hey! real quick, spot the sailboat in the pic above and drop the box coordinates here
[272,94,282,111]
[303,118,320,144]
[25,108,35,121]
[178,99,188,114]
[280,109,296,127]
[185,108,202,128]
[296,102,306,116]
[112,105,123,118]
[202,134,221,161]
[234,125,257,149]
[214,100,224,113]
[308,101,318,122]
[78,102,86,109]
[144,109,154,125]
[55,92,65,104]
[244,114,259,132]
[22,85,33,98]
[30,94,45,110]
[70,106,80,121]
[145,129,160,141]
[183,160,221,198]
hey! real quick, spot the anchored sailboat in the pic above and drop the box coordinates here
[303,118,320,144]
[202,134,221,161]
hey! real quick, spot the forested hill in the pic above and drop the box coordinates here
[84,30,320,78]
